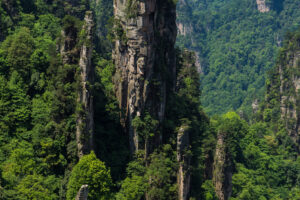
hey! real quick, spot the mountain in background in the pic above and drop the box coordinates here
[177,0,300,116]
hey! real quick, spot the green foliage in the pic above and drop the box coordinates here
[90,0,113,36]
[0,1,300,200]
[93,54,129,182]
[33,14,60,39]
[67,151,113,200]
[108,18,128,45]
[115,154,147,200]
[146,145,178,200]
[97,58,115,96]
[62,15,82,34]
[177,0,300,116]
[116,145,178,200]
[125,0,138,19]
[132,112,159,140]
[0,2,84,197]
[1,27,35,78]
[16,174,60,200]
[201,180,218,200]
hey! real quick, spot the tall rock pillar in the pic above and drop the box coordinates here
[177,125,191,200]
[213,132,233,200]
[76,11,95,158]
[60,11,95,158]
[113,0,177,154]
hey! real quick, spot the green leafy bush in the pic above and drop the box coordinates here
[66,151,113,200]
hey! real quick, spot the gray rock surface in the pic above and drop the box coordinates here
[256,0,270,13]
[177,125,191,200]
[76,11,95,158]
[278,51,300,144]
[75,185,88,200]
[213,132,233,200]
[113,0,177,154]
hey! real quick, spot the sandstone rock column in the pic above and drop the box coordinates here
[76,11,95,158]
[213,132,233,200]
[256,0,270,13]
[75,185,89,200]
[113,0,177,154]
[278,51,300,145]
[177,125,191,200]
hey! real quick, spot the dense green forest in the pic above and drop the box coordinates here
[177,0,300,116]
[0,0,299,200]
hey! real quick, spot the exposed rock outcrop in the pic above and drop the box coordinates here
[176,0,193,36]
[177,125,191,200]
[175,50,202,200]
[113,0,177,154]
[265,32,300,150]
[177,22,193,36]
[75,185,89,200]
[256,0,270,13]
[278,51,300,144]
[76,11,95,158]
[213,132,233,200]
[60,11,94,158]
[252,99,259,114]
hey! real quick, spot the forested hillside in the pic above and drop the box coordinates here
[0,0,205,199]
[177,0,300,116]
[0,0,300,200]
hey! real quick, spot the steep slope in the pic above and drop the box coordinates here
[177,0,300,115]
[199,30,300,200]
[264,29,300,149]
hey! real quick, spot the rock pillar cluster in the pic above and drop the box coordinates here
[213,132,233,200]
[113,0,177,153]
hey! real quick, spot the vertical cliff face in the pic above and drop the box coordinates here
[76,11,95,158]
[278,51,300,144]
[265,31,300,150]
[177,125,191,200]
[213,132,233,200]
[113,0,177,153]
[256,0,270,13]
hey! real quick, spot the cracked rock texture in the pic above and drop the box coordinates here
[113,0,177,153]
[60,11,94,158]
[76,11,95,158]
